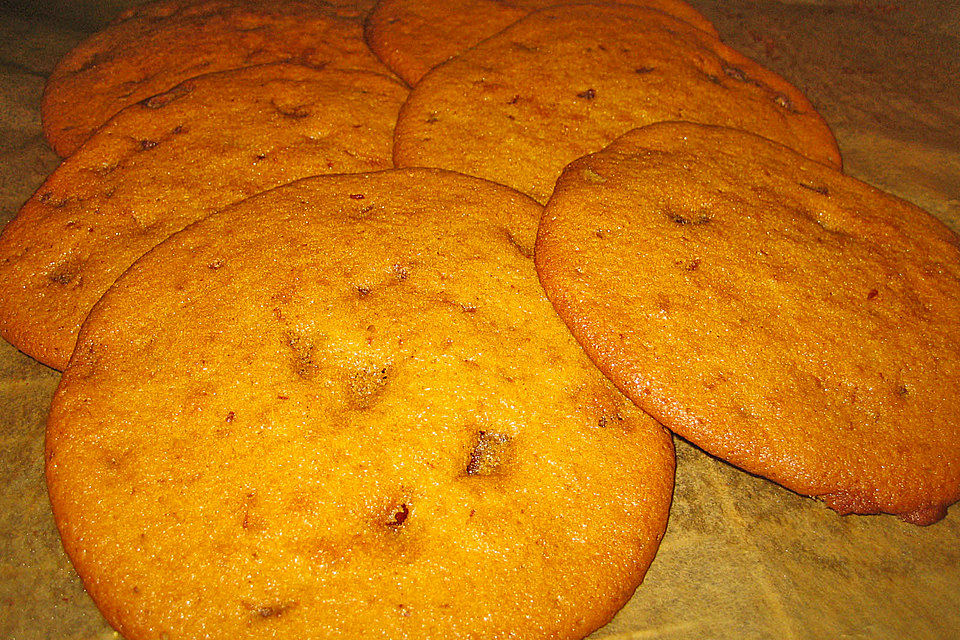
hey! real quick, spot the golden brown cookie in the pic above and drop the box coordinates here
[42,0,393,157]
[364,0,719,85]
[0,63,406,370]
[394,3,840,204]
[47,169,676,640]
[334,0,381,17]
[535,121,960,525]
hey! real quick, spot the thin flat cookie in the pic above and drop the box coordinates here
[42,0,393,157]
[46,169,675,640]
[364,0,719,85]
[394,3,840,203]
[1,63,406,370]
[535,122,960,525]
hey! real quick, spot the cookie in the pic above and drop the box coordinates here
[535,121,960,525]
[0,63,406,370]
[334,0,381,17]
[42,0,393,157]
[394,3,841,204]
[364,0,719,85]
[46,169,676,640]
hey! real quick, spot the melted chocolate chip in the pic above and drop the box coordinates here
[465,431,511,476]
[387,503,409,526]
[666,210,712,225]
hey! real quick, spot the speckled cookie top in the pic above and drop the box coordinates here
[47,169,675,640]
[0,63,406,371]
[394,3,840,204]
[535,122,960,525]
[42,0,393,157]
[364,0,719,85]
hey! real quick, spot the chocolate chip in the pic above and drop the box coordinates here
[50,271,73,285]
[666,210,711,225]
[284,331,318,380]
[465,431,512,476]
[351,205,376,219]
[387,503,409,526]
[346,365,391,410]
[49,262,81,286]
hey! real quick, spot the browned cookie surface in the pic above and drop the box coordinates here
[42,0,392,157]
[1,63,406,370]
[364,0,719,85]
[535,122,960,525]
[394,3,840,204]
[46,169,675,640]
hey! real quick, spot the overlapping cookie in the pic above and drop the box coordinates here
[46,169,676,640]
[42,0,393,157]
[394,3,840,203]
[0,63,406,370]
[364,0,719,85]
[535,121,960,525]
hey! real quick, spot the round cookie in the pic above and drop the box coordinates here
[0,63,406,370]
[364,0,719,85]
[394,3,841,204]
[42,0,393,157]
[336,0,381,16]
[46,169,676,640]
[535,122,960,525]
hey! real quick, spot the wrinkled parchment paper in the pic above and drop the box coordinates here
[0,1,957,638]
